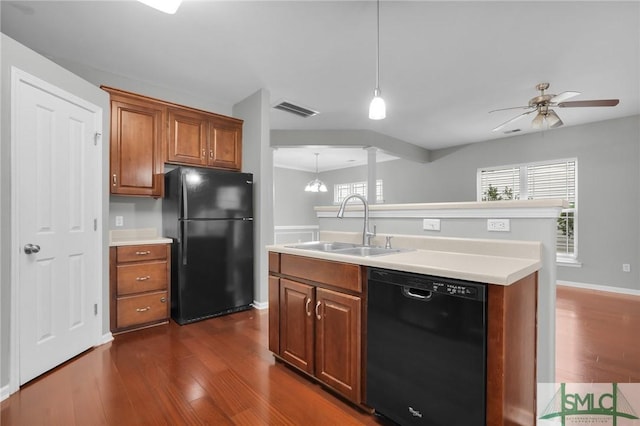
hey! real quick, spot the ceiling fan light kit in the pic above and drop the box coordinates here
[490,82,619,132]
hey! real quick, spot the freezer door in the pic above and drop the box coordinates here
[181,167,253,219]
[173,218,254,324]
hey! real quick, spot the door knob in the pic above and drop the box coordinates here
[24,244,41,254]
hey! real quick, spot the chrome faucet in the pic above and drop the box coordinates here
[337,194,375,246]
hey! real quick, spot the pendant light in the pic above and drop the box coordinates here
[369,0,386,120]
[304,153,328,193]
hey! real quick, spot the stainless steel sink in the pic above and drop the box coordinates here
[332,246,408,257]
[285,241,410,257]
[285,241,360,251]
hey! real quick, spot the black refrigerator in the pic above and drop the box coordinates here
[163,166,254,325]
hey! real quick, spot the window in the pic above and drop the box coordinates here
[334,180,383,204]
[478,159,577,261]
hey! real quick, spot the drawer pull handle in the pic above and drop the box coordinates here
[136,306,151,312]
[136,276,151,281]
[315,301,322,320]
[135,251,151,255]
[305,298,311,317]
[160,297,166,303]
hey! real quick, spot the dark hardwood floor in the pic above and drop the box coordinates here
[2,285,638,425]
[555,285,640,383]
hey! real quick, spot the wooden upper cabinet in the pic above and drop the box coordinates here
[167,108,243,171]
[104,87,164,197]
[104,87,243,196]
[209,118,242,170]
[167,108,208,166]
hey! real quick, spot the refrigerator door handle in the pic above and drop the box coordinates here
[182,221,188,266]
[182,174,189,219]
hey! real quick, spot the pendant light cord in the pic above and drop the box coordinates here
[375,0,380,91]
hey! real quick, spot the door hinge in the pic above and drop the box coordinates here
[94,218,98,231]
[94,132,101,146]
[94,303,98,316]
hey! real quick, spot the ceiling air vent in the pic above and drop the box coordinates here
[273,101,319,118]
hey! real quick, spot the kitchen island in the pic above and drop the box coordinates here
[267,234,540,425]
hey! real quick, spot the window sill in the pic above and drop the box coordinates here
[557,257,582,268]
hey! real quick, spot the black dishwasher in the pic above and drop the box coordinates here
[366,268,487,425]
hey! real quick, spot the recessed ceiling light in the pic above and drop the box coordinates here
[138,0,182,14]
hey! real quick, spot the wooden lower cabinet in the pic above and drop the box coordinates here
[269,251,538,422]
[270,254,363,404]
[314,287,361,401]
[110,243,171,334]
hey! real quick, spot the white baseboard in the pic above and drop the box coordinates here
[557,280,640,296]
[100,332,114,345]
[1,384,10,402]
[252,301,268,310]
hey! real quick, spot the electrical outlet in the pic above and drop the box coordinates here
[115,216,124,227]
[487,218,510,232]
[423,219,441,231]
[622,264,631,272]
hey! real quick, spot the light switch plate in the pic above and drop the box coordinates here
[487,218,510,232]
[423,219,441,231]
[115,216,124,227]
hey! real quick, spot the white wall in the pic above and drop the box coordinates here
[0,34,110,390]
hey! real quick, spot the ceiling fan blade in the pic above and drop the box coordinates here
[557,99,619,108]
[489,105,532,113]
[550,91,580,104]
[492,110,536,132]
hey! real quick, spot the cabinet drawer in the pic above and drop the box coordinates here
[117,261,167,295]
[117,291,168,329]
[117,244,167,263]
[280,254,362,293]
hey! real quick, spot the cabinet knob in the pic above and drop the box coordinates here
[202,149,205,158]
[315,301,322,320]
[112,174,117,186]
[160,297,167,303]
[136,306,151,313]
[135,251,151,256]
[136,276,151,281]
[305,298,311,317]
[209,150,213,158]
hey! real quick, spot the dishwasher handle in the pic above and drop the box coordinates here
[402,286,433,301]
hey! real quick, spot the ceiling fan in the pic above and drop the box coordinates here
[490,82,619,132]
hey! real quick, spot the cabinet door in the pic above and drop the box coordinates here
[315,287,362,403]
[109,97,164,196]
[167,108,208,166]
[279,278,315,374]
[208,118,242,170]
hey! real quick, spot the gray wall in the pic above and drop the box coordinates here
[1,34,111,389]
[233,89,273,306]
[314,115,640,291]
[273,167,320,226]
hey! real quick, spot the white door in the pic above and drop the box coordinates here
[13,68,102,385]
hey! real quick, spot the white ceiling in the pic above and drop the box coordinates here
[2,1,639,170]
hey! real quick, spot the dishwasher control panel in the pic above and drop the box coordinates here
[369,268,485,301]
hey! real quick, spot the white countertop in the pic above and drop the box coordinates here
[267,233,541,285]
[109,228,173,247]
